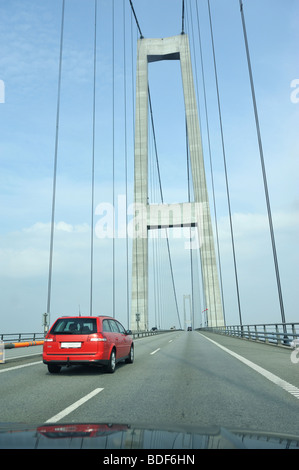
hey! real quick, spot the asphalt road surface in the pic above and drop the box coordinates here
[1,330,299,439]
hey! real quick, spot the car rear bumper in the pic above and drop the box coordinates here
[43,358,109,367]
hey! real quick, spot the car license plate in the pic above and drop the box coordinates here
[61,342,81,348]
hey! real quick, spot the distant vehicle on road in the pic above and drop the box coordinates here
[187,326,192,331]
[43,316,134,374]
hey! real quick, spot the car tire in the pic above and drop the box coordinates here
[125,344,134,364]
[47,364,61,374]
[106,349,116,373]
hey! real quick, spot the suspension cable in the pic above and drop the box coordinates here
[181,0,185,34]
[89,0,98,316]
[185,2,218,325]
[129,0,181,328]
[194,0,226,325]
[112,0,116,317]
[239,0,286,325]
[207,0,243,327]
[128,0,143,38]
[123,0,130,328]
[47,0,65,328]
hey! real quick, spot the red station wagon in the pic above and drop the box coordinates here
[43,316,134,374]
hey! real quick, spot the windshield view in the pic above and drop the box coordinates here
[0,0,298,452]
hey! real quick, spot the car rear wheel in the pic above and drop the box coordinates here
[47,364,61,374]
[125,344,134,364]
[106,349,116,373]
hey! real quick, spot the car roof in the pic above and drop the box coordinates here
[58,315,114,320]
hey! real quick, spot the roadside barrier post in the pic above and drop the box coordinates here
[0,341,5,364]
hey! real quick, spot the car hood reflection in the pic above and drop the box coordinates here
[0,422,299,449]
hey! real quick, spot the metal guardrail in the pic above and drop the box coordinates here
[200,323,299,347]
[0,329,178,349]
[0,333,45,350]
[0,333,45,342]
[131,329,179,338]
[0,333,45,344]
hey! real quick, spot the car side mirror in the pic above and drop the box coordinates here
[126,330,132,335]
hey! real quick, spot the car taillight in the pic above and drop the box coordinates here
[44,335,54,342]
[89,333,106,342]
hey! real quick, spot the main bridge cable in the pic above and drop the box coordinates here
[128,0,143,38]
[112,0,115,317]
[185,1,219,327]
[123,0,130,329]
[192,0,226,325]
[184,4,203,329]
[47,0,65,328]
[129,0,143,327]
[239,0,286,326]
[184,2,212,325]
[207,0,243,328]
[129,0,182,329]
[89,0,98,316]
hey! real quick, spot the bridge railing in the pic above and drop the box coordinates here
[131,329,179,338]
[0,333,45,343]
[0,333,45,350]
[0,329,178,349]
[199,323,299,347]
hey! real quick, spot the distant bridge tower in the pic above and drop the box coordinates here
[131,34,224,331]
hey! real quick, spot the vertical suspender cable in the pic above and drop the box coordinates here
[130,11,139,323]
[123,0,130,328]
[129,0,183,328]
[185,5,209,324]
[112,0,116,317]
[186,1,215,325]
[184,6,196,329]
[130,0,181,328]
[129,0,142,326]
[89,0,98,316]
[207,0,243,328]
[239,0,286,326]
[47,0,65,328]
[194,1,226,326]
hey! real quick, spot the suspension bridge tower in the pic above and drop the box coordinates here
[131,34,225,331]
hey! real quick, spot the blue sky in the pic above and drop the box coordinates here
[0,0,298,333]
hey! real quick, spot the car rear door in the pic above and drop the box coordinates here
[114,320,131,358]
[107,319,123,359]
[51,318,98,355]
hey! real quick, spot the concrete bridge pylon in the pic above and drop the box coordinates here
[131,34,225,331]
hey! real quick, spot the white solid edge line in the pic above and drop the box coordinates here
[0,361,43,373]
[6,352,42,361]
[198,332,299,401]
[150,348,161,355]
[45,388,104,423]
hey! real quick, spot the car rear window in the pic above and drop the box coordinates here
[51,318,97,335]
